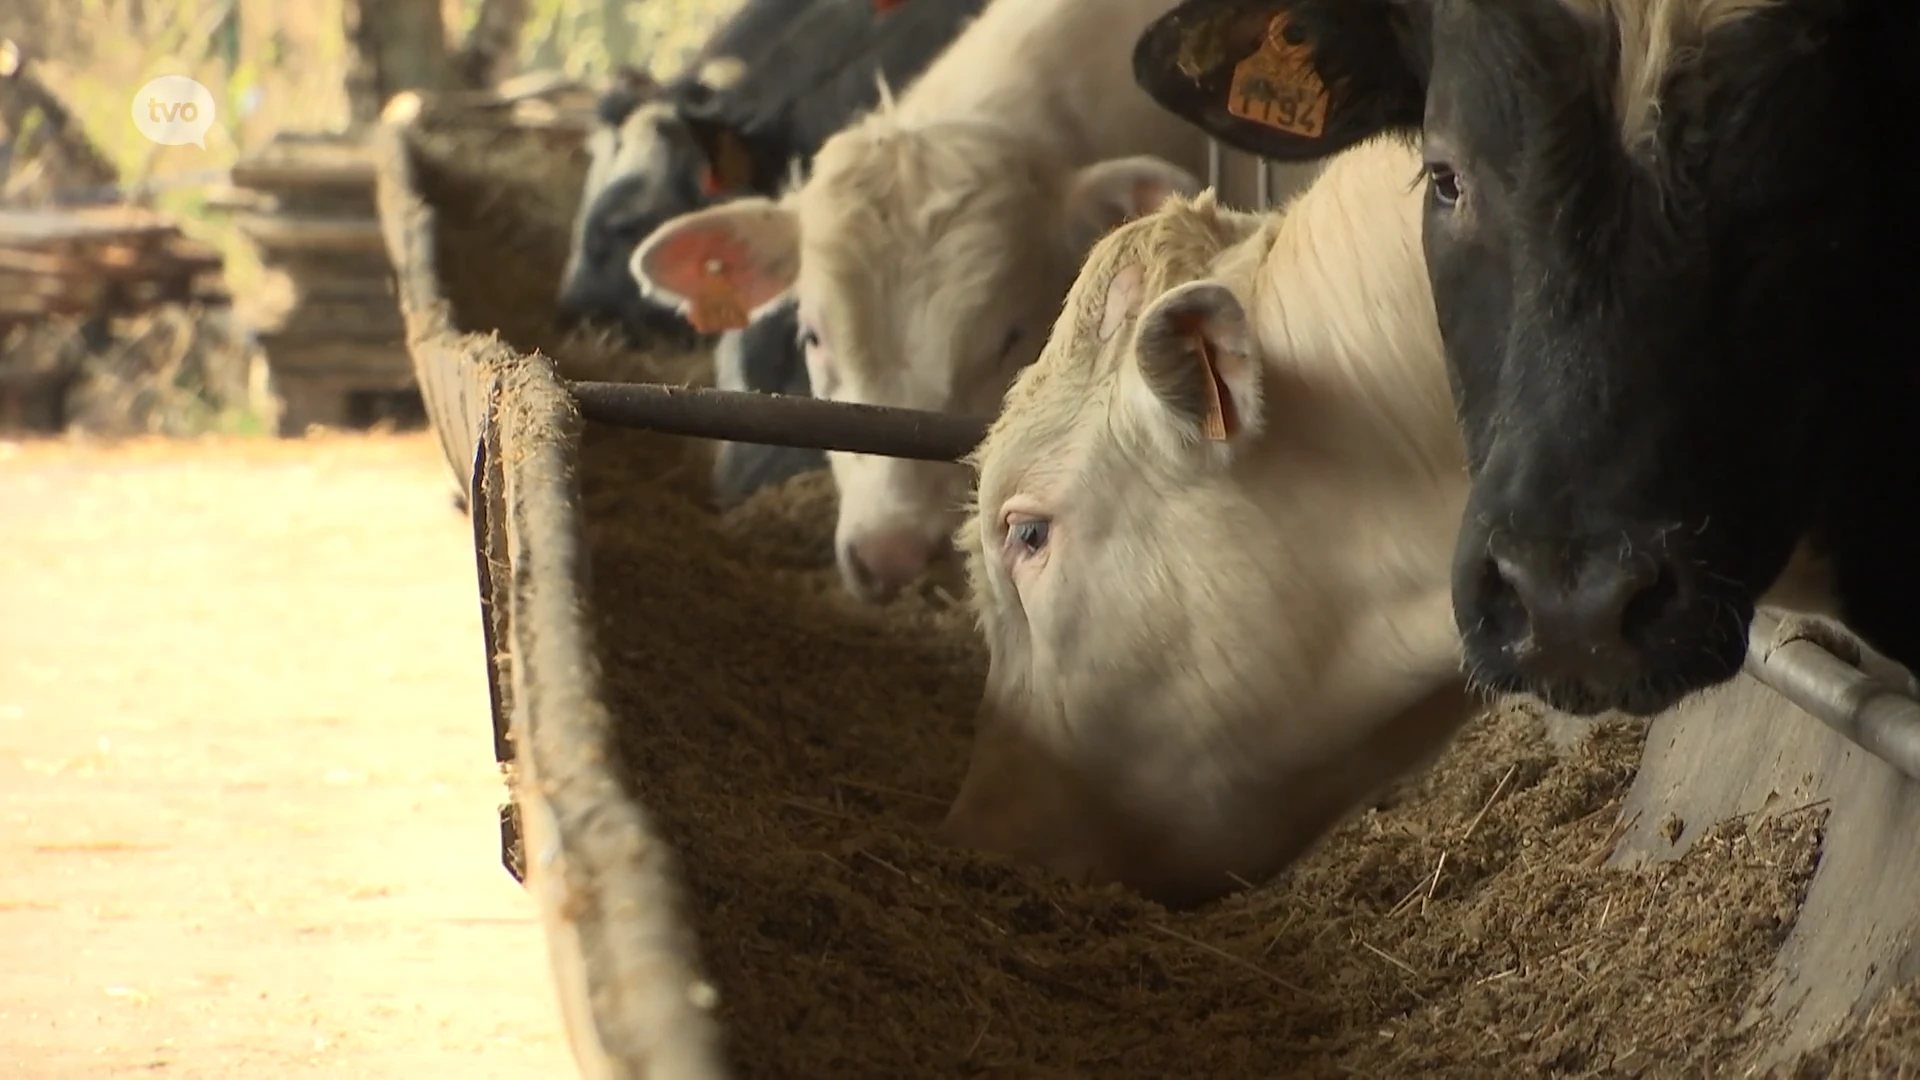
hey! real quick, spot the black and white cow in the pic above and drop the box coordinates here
[555,0,851,339]
[555,0,992,334]
[557,0,990,504]
[1133,0,1919,717]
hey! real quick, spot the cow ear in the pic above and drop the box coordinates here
[1132,0,1427,163]
[681,114,762,196]
[1127,280,1264,455]
[1062,155,1204,257]
[630,199,799,334]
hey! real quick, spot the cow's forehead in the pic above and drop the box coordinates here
[973,198,1262,511]
[1431,0,1782,152]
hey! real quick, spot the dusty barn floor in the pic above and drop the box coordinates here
[0,432,574,1078]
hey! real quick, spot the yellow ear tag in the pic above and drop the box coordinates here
[1227,11,1331,138]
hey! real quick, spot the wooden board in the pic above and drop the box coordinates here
[234,213,388,255]
[257,337,413,378]
[379,87,597,136]
[229,138,378,193]
[373,104,730,1080]
[0,207,180,244]
[1613,634,1920,1067]
[273,369,420,436]
[0,207,226,330]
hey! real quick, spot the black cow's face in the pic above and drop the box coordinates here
[1135,0,1880,716]
[557,82,770,348]
[557,90,710,345]
[560,172,711,345]
[1422,0,1875,716]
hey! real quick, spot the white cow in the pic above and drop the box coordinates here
[945,136,1479,907]
[628,0,1320,602]
[942,134,1909,908]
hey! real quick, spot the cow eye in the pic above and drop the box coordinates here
[1004,514,1051,558]
[1425,162,1463,208]
[797,325,820,351]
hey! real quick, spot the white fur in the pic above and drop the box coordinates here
[948,138,1473,905]
[947,127,1854,905]
[631,0,1326,602]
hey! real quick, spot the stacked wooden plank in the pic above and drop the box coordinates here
[0,208,227,433]
[229,131,413,435]
[230,74,596,436]
[0,207,226,334]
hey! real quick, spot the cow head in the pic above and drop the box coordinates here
[630,119,1198,604]
[1134,0,1890,717]
[951,183,1472,906]
[556,65,772,345]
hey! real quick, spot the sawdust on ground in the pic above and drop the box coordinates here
[0,431,573,1079]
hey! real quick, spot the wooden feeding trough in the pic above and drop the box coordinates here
[374,93,1920,1078]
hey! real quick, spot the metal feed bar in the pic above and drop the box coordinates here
[569,381,991,462]
[1206,138,1278,211]
[1744,609,1920,783]
[567,379,1920,783]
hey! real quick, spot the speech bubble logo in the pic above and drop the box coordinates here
[132,75,216,149]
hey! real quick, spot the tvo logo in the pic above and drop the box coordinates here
[132,76,217,148]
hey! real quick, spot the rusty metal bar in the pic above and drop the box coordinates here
[568,381,991,461]
[1745,609,1920,783]
[571,384,1920,786]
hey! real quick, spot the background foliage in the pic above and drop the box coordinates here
[0,0,741,309]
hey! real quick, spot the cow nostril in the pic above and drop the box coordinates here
[842,543,877,594]
[1478,555,1530,641]
[1619,562,1679,646]
[1491,544,1675,660]
[843,541,915,603]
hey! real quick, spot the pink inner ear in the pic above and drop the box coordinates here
[636,225,784,333]
[1171,310,1239,442]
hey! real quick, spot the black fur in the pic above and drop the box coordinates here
[711,301,827,508]
[1136,0,1919,717]
[556,0,989,347]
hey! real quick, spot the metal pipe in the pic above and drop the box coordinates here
[1744,609,1920,783]
[570,387,1920,785]
[569,381,991,462]
[1207,138,1222,193]
[1257,161,1272,211]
